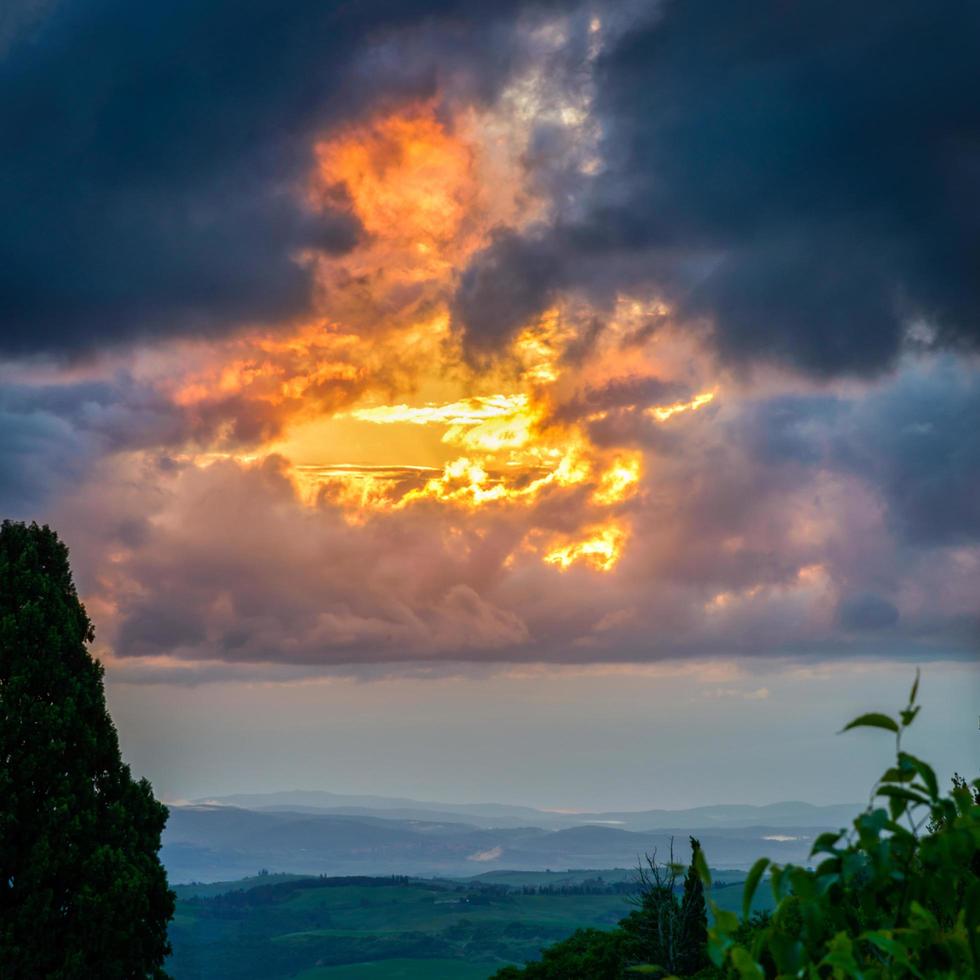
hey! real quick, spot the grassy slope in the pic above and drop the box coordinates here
[168,872,773,980]
[462,868,752,888]
[174,873,309,899]
[297,959,504,979]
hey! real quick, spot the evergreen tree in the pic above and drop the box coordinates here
[677,836,708,974]
[0,521,175,979]
[492,928,628,980]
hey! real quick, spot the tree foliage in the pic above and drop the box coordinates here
[0,521,175,979]
[493,673,978,979]
[491,837,710,978]
[706,672,979,979]
[492,927,630,980]
[618,837,710,975]
[678,838,709,975]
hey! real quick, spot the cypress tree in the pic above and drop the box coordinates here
[0,521,175,979]
[678,836,709,975]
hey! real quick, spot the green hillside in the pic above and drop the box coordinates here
[167,871,770,979]
[174,872,310,900]
[297,959,495,980]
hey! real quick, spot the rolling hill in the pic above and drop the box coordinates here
[164,804,837,883]
[194,790,859,832]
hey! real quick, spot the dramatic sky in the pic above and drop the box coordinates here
[2,0,977,807]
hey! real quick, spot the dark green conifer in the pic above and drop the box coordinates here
[677,836,709,975]
[0,521,174,979]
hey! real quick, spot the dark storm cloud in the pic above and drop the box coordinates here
[830,360,980,546]
[552,374,687,423]
[0,408,88,515]
[456,0,980,376]
[838,593,899,632]
[549,374,696,453]
[452,229,565,357]
[0,0,540,356]
[0,376,182,514]
[0,362,355,514]
[0,372,270,456]
[732,359,980,550]
[2,378,184,447]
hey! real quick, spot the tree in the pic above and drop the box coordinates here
[677,837,708,974]
[621,843,682,971]
[492,927,629,979]
[492,838,711,978]
[619,837,708,974]
[0,521,175,979]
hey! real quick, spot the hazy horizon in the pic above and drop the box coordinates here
[108,658,976,812]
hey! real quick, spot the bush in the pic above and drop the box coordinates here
[704,672,979,978]
[495,674,978,979]
[493,927,630,979]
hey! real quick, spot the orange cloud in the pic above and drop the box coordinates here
[102,101,722,580]
[543,522,629,573]
[315,108,477,260]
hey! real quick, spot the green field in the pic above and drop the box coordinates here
[297,958,503,979]
[167,871,770,979]
[174,872,310,899]
[465,867,751,889]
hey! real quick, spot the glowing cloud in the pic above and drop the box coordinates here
[647,391,716,422]
[592,453,642,505]
[348,395,530,427]
[6,1,977,684]
[543,523,629,572]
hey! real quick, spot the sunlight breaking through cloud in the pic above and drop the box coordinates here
[4,2,976,680]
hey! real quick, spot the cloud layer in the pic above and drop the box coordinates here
[454,1,980,375]
[2,0,978,681]
[0,0,542,354]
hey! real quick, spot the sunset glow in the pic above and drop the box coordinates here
[5,0,976,688]
[3,7,978,933]
[130,102,725,579]
[543,522,628,572]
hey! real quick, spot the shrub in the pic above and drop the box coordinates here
[703,672,979,978]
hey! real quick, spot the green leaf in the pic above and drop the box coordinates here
[707,933,728,968]
[858,807,891,833]
[899,752,939,799]
[742,858,770,922]
[862,930,917,972]
[881,766,916,783]
[963,879,980,964]
[713,906,739,934]
[814,856,842,878]
[909,668,920,706]
[908,900,939,931]
[730,946,765,980]
[767,932,803,975]
[820,932,861,977]
[707,904,734,968]
[900,705,921,728]
[811,830,844,854]
[876,785,930,806]
[769,865,786,902]
[840,712,899,734]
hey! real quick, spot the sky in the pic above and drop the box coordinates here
[1,0,977,809]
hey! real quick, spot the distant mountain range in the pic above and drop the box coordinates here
[163,792,861,883]
[192,789,860,832]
